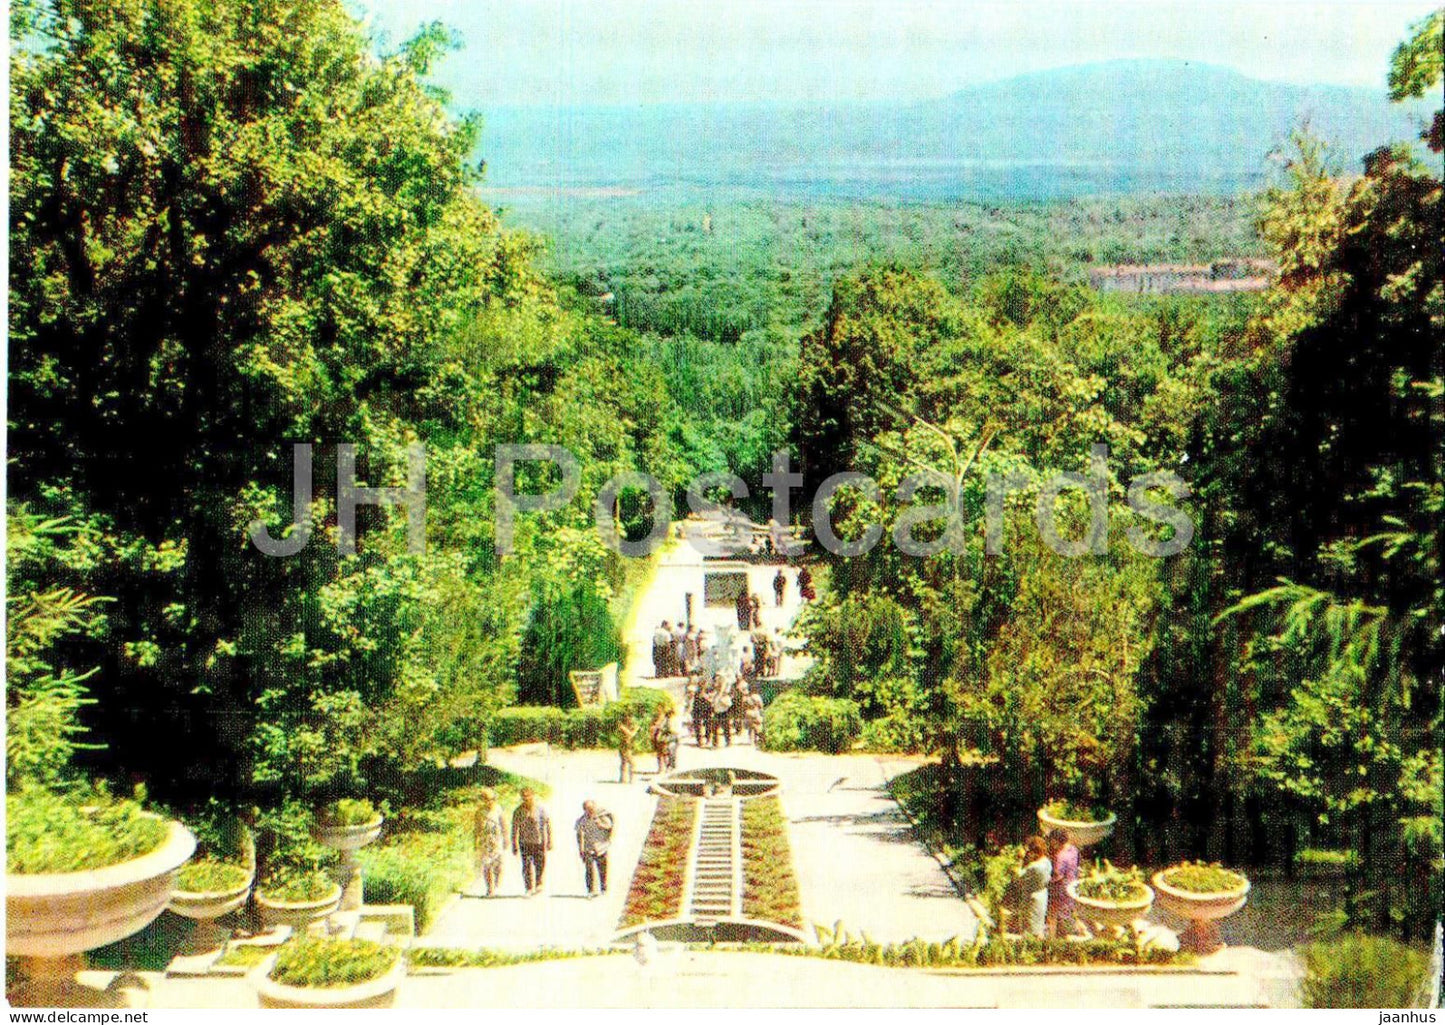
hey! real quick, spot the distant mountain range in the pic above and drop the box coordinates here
[475,60,1431,200]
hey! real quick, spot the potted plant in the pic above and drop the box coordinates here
[1068,860,1154,935]
[252,937,404,1009]
[255,865,342,929]
[1152,861,1250,954]
[6,786,195,1004]
[169,857,255,921]
[1037,799,1116,849]
[312,799,384,911]
[7,786,196,957]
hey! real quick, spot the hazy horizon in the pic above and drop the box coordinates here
[354,0,1440,107]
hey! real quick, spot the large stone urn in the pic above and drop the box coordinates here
[312,812,384,911]
[1037,805,1116,849]
[1067,879,1155,935]
[1152,868,1250,954]
[168,863,255,957]
[7,818,195,1005]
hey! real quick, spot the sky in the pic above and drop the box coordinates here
[353,0,1441,107]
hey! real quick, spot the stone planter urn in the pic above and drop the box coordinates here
[1152,868,1250,954]
[7,817,195,1005]
[252,953,405,1008]
[1067,879,1154,935]
[312,812,384,911]
[168,863,255,959]
[1037,805,1116,849]
[255,882,343,930]
[169,866,254,921]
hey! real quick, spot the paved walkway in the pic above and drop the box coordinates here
[425,744,974,948]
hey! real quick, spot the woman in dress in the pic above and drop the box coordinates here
[1000,835,1052,937]
[471,788,508,897]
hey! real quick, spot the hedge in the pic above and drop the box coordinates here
[488,690,673,749]
[761,692,862,753]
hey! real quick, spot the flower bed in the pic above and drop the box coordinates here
[176,858,251,894]
[268,938,398,989]
[739,795,803,929]
[619,796,697,927]
[756,930,1184,968]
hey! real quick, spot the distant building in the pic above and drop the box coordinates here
[1089,258,1275,294]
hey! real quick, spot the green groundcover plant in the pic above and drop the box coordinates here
[1041,800,1112,823]
[269,938,399,989]
[1159,862,1247,894]
[259,866,337,903]
[1301,933,1431,1008]
[317,799,379,827]
[176,857,252,894]
[1075,861,1149,903]
[7,786,168,874]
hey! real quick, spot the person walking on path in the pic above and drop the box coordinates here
[470,788,507,897]
[671,621,688,675]
[652,621,674,677]
[750,594,762,629]
[773,568,787,607]
[684,627,700,673]
[735,587,752,631]
[617,714,639,783]
[511,789,553,896]
[689,681,711,747]
[798,566,815,603]
[649,705,674,773]
[1045,828,1080,938]
[743,687,765,746]
[574,801,614,898]
[708,677,734,748]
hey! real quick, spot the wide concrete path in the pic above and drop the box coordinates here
[425,744,974,949]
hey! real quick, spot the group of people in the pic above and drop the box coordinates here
[615,706,681,784]
[991,828,1082,938]
[470,788,617,899]
[687,672,764,748]
[651,620,699,679]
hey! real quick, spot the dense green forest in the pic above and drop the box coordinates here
[6,0,1440,958]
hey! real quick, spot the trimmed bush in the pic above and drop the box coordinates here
[761,692,862,753]
[1300,933,1431,1008]
[360,809,472,932]
[488,690,673,749]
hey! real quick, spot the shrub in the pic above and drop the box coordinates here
[269,938,399,988]
[1293,848,1359,873]
[317,798,378,827]
[360,817,470,932]
[258,866,336,903]
[858,713,931,753]
[488,690,673,749]
[1159,862,1247,894]
[7,786,168,874]
[1300,933,1431,1008]
[761,692,861,753]
[177,858,251,894]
